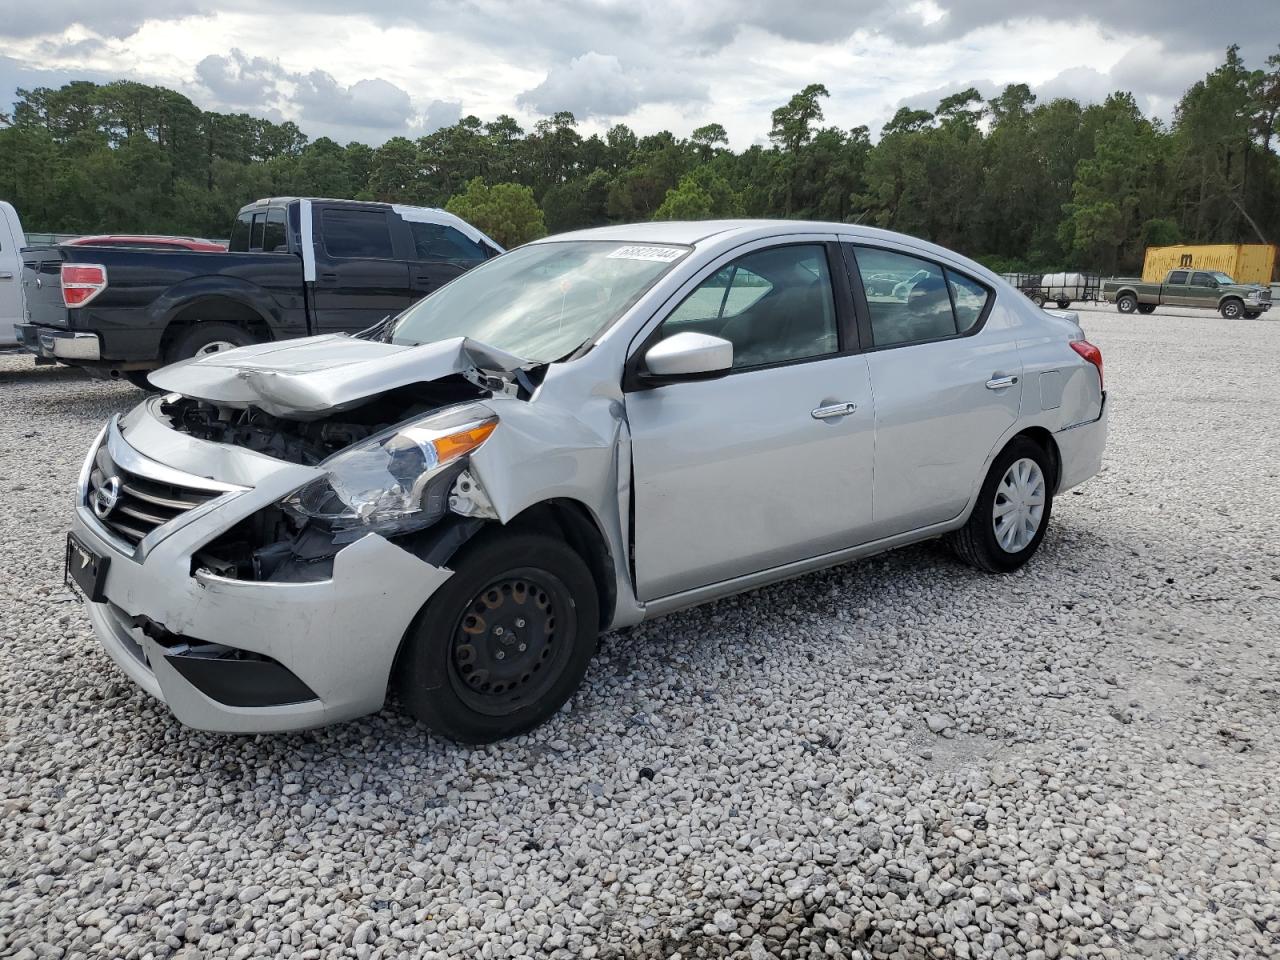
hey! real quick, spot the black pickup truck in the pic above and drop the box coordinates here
[18,198,503,387]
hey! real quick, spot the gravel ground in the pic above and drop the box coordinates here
[2,307,1279,960]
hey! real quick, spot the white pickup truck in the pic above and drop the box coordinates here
[0,201,27,347]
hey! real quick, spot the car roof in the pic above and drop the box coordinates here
[535,220,1001,284]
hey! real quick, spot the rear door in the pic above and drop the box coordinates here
[1162,270,1191,306]
[844,243,1022,539]
[310,204,412,333]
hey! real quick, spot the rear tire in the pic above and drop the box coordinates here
[167,321,256,363]
[1220,298,1244,320]
[1032,293,1047,308]
[949,437,1054,574]
[123,370,158,391]
[1244,310,1261,320]
[1137,303,1156,315]
[1116,293,1138,314]
[395,531,599,744]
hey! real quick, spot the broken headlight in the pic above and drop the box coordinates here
[284,405,497,538]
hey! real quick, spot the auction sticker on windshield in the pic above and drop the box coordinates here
[607,245,686,263]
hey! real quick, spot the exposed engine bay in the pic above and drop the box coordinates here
[159,377,488,466]
[158,376,504,583]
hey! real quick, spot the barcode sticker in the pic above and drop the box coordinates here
[607,245,686,263]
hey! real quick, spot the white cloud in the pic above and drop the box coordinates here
[517,52,706,119]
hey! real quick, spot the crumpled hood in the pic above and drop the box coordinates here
[149,334,527,419]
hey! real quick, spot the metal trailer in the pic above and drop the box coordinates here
[999,272,1103,309]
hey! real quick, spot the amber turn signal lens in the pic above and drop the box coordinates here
[432,420,497,464]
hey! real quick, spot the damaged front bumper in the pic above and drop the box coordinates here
[72,411,453,733]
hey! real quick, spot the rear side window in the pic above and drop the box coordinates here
[263,207,287,252]
[249,213,266,250]
[853,247,990,347]
[321,209,394,259]
[409,222,485,263]
[229,212,253,252]
[949,271,990,333]
[658,244,838,370]
[1168,270,1189,284]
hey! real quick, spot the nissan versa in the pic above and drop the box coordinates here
[66,221,1108,743]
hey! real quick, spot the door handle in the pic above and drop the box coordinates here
[986,375,1018,390]
[811,401,858,420]
[319,272,339,282]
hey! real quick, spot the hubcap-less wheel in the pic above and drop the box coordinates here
[194,340,236,356]
[449,569,573,717]
[992,457,1046,553]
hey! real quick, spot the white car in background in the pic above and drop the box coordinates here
[66,220,1108,743]
[0,201,27,347]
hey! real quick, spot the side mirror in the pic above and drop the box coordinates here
[643,332,733,380]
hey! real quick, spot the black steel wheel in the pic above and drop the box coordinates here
[449,568,575,716]
[395,530,599,743]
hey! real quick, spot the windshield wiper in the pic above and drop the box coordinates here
[354,314,397,343]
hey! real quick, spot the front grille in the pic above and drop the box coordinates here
[1260,290,1272,302]
[89,444,219,546]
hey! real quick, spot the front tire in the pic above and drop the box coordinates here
[1244,311,1261,320]
[395,531,600,744]
[1056,299,1071,310]
[1116,293,1138,314]
[1137,303,1156,315]
[1220,298,1243,320]
[949,437,1054,573]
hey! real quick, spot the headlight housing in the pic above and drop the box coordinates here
[284,405,497,539]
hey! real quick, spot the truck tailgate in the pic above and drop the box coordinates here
[21,246,70,326]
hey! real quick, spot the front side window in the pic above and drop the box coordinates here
[410,222,485,263]
[322,209,394,259]
[390,240,687,363]
[1190,271,1215,287]
[657,245,838,369]
[854,248,988,347]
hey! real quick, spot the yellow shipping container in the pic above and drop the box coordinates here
[1142,244,1278,284]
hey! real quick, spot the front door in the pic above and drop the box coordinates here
[1185,271,1219,309]
[845,244,1023,538]
[627,241,876,601]
[311,205,413,333]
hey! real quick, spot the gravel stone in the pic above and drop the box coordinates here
[2,308,1279,959]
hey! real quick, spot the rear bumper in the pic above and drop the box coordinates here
[73,413,453,733]
[1055,393,1108,493]
[17,324,101,360]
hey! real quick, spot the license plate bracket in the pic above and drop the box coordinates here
[65,533,110,602]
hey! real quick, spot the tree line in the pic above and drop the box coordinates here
[1,45,1278,274]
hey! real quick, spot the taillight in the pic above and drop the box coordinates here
[1070,339,1103,390]
[61,263,108,308]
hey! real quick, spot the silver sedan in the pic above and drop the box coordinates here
[67,221,1108,742]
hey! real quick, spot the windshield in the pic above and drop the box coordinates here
[389,240,689,362]
[1211,272,1236,285]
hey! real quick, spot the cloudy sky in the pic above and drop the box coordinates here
[0,1,1274,147]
